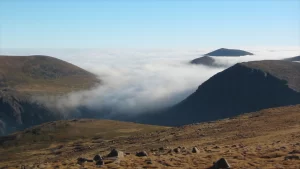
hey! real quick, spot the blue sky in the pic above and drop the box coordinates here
[0,0,299,49]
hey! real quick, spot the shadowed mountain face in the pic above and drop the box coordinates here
[0,89,62,135]
[190,56,218,67]
[283,55,300,62]
[205,48,253,57]
[190,56,226,67]
[142,60,300,126]
[0,55,100,135]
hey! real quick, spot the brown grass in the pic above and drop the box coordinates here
[0,55,100,95]
[0,105,300,168]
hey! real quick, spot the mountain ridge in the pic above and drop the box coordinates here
[140,60,300,126]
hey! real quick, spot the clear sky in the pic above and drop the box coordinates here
[0,0,299,49]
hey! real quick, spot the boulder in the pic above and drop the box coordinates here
[173,147,181,153]
[107,149,124,158]
[96,160,105,166]
[192,147,200,153]
[77,157,87,164]
[93,154,102,161]
[136,151,148,157]
[213,158,230,169]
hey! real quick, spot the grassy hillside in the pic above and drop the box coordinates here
[242,60,300,92]
[0,55,100,95]
[0,105,299,168]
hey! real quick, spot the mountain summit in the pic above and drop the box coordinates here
[204,48,254,57]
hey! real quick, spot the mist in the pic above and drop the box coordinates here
[1,47,300,117]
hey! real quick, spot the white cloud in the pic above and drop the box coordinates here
[1,47,299,116]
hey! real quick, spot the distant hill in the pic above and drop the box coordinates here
[190,56,215,66]
[204,48,253,57]
[190,56,225,67]
[0,55,100,95]
[283,55,300,62]
[0,55,100,135]
[142,60,300,126]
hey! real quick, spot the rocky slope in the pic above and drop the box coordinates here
[0,55,100,135]
[144,60,300,126]
[0,105,299,168]
[0,89,62,135]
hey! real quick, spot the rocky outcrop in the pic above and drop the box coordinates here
[0,89,61,135]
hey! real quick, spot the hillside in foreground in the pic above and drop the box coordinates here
[0,105,299,168]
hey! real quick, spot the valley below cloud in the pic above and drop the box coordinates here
[1,47,300,117]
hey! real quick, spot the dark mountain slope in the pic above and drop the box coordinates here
[190,56,227,67]
[0,89,61,135]
[142,60,300,126]
[205,48,253,56]
[283,55,300,62]
[190,56,215,65]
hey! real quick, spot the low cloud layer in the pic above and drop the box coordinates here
[1,47,300,116]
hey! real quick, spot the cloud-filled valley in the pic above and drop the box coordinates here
[1,47,300,117]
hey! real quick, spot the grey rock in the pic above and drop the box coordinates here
[213,158,230,169]
[192,147,200,153]
[77,157,87,164]
[93,154,102,161]
[96,160,105,166]
[136,151,148,157]
[173,147,181,153]
[107,149,124,158]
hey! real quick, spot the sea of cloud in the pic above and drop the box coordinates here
[1,47,299,116]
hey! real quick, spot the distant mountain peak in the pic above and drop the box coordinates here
[205,48,254,57]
